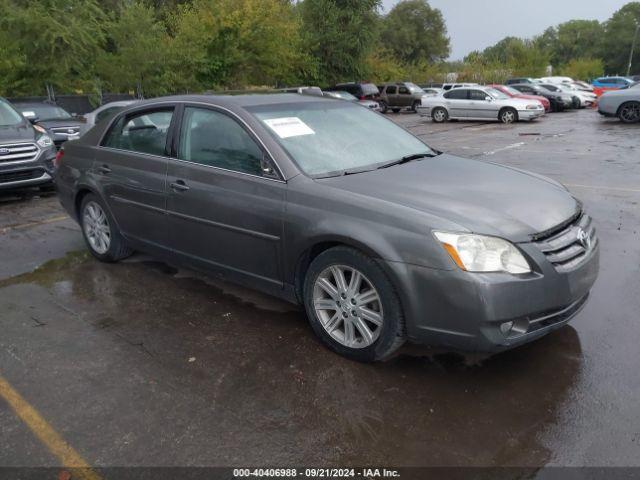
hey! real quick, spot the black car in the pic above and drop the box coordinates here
[15,102,85,148]
[510,84,569,112]
[326,82,380,101]
[505,77,536,85]
[0,97,57,191]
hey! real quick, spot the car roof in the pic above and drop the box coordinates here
[132,93,327,109]
[13,102,59,107]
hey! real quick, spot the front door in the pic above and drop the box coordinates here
[97,107,176,246]
[166,105,285,293]
[467,89,498,119]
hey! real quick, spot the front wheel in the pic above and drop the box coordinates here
[431,107,449,123]
[303,247,405,362]
[618,101,640,124]
[411,100,421,112]
[80,193,133,262]
[499,108,518,124]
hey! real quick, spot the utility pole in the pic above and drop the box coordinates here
[627,23,640,77]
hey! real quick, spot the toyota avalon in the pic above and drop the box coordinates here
[55,94,599,361]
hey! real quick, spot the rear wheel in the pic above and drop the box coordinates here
[431,107,448,123]
[572,96,581,109]
[499,107,518,124]
[618,101,640,124]
[80,194,133,262]
[378,100,388,114]
[303,247,405,362]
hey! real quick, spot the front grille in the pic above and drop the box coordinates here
[0,143,39,164]
[0,169,43,184]
[51,126,80,136]
[533,213,598,272]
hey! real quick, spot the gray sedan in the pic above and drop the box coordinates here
[418,86,545,123]
[598,82,640,123]
[54,94,599,361]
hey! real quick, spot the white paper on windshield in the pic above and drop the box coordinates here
[263,117,315,139]
[22,111,36,118]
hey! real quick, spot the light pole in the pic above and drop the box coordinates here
[627,23,640,77]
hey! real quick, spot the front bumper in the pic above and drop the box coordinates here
[384,241,599,352]
[519,109,545,120]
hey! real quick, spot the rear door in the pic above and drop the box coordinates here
[97,106,176,247]
[443,89,469,118]
[385,85,398,106]
[166,105,286,294]
[397,85,413,107]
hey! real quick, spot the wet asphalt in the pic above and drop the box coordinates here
[0,108,639,470]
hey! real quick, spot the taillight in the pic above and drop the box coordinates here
[360,96,366,100]
[54,149,64,169]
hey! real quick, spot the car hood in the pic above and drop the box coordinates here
[0,123,36,144]
[318,154,579,242]
[37,119,85,129]
[517,94,548,103]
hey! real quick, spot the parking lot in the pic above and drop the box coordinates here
[1,108,639,473]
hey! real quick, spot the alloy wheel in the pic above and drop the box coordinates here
[313,265,384,349]
[433,109,447,122]
[83,201,111,254]
[620,103,640,123]
[501,110,516,124]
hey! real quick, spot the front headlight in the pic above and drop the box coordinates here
[526,104,541,109]
[433,231,531,274]
[36,134,53,149]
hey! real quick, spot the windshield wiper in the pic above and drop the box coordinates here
[377,152,439,170]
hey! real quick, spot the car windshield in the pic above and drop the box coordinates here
[20,105,72,121]
[325,91,357,101]
[486,88,509,100]
[249,101,437,177]
[406,82,425,94]
[0,100,24,127]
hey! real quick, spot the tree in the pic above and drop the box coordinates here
[536,20,604,67]
[0,0,107,96]
[475,37,550,77]
[601,2,640,75]
[380,0,449,65]
[300,0,381,85]
[97,1,169,97]
[561,58,604,80]
[169,0,307,90]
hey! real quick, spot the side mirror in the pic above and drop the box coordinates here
[28,116,40,124]
[485,96,493,102]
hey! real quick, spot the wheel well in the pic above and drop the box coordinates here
[617,101,640,114]
[74,189,93,221]
[499,106,518,118]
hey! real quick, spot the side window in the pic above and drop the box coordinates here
[398,86,409,94]
[96,107,118,124]
[103,109,173,156]
[386,85,397,94]
[469,90,488,100]
[178,107,264,177]
[444,89,468,100]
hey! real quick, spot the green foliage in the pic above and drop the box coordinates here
[300,0,381,85]
[601,2,640,74]
[536,21,604,67]
[561,58,604,80]
[0,0,107,96]
[97,1,169,97]
[380,0,449,65]
[463,37,550,80]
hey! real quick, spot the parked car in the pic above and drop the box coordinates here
[55,93,599,361]
[322,90,380,111]
[0,97,57,191]
[281,86,324,97]
[377,82,426,113]
[418,86,545,124]
[572,80,596,93]
[540,83,597,109]
[489,84,551,112]
[82,100,139,129]
[510,84,572,112]
[598,82,640,123]
[326,82,380,101]
[538,76,574,85]
[16,102,85,148]
[592,76,634,89]
[442,82,479,91]
[422,88,443,96]
[505,77,536,85]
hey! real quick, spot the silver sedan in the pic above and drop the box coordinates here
[598,83,640,123]
[418,86,545,124]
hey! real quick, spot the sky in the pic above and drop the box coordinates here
[381,0,632,60]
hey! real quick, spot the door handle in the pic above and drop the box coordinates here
[97,164,111,174]
[170,179,190,192]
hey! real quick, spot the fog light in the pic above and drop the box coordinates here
[500,321,514,335]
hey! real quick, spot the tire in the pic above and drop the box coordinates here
[80,193,133,263]
[499,107,518,124]
[618,101,640,124]
[392,108,401,113]
[572,96,581,109]
[303,246,405,362]
[431,107,449,123]
[378,100,388,114]
[411,100,421,113]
